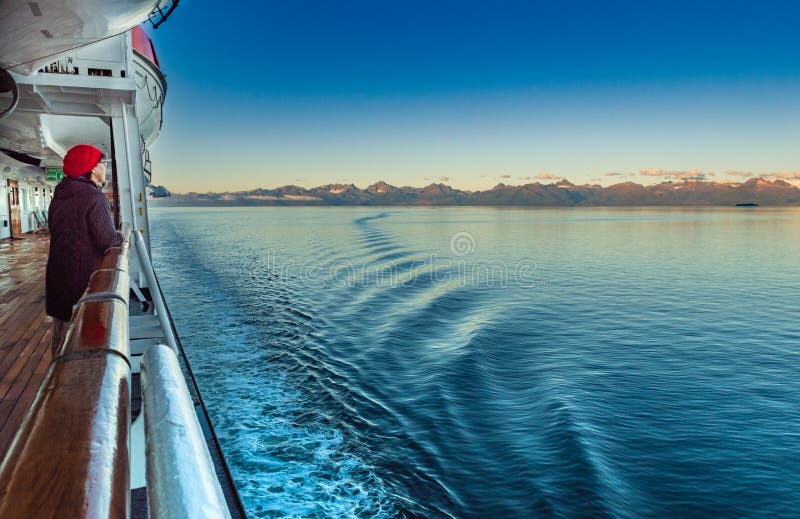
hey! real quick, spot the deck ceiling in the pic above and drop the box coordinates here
[0,74,136,165]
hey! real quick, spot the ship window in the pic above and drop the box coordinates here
[88,68,113,77]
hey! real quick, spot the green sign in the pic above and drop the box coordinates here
[46,167,65,181]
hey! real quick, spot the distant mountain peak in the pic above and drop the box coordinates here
[422,183,454,194]
[366,180,397,194]
[321,183,357,194]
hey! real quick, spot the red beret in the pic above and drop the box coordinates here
[63,144,103,177]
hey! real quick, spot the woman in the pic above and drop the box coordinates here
[46,144,123,354]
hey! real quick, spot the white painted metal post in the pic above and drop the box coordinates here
[111,103,151,289]
[134,229,179,355]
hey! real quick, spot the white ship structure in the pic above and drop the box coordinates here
[0,1,245,516]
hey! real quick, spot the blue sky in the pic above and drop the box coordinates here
[146,1,800,193]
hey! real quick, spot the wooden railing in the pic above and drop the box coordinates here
[0,232,132,518]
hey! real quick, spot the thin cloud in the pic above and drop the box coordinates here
[605,172,626,177]
[535,173,560,180]
[762,170,800,180]
[518,176,532,180]
[499,174,512,179]
[724,170,753,178]
[639,168,661,177]
[640,168,706,180]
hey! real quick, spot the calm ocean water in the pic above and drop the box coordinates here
[150,206,800,518]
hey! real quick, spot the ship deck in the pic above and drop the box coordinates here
[0,233,53,457]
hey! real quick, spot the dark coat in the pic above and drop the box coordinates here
[46,177,123,321]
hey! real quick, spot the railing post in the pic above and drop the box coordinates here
[133,229,179,354]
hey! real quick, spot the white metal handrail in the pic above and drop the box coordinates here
[141,344,231,519]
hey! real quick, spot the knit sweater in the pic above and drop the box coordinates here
[46,176,123,321]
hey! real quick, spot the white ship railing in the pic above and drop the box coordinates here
[141,344,231,519]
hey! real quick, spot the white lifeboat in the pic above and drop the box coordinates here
[0,0,169,75]
[132,26,166,147]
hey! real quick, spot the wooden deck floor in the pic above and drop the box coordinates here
[0,233,53,457]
